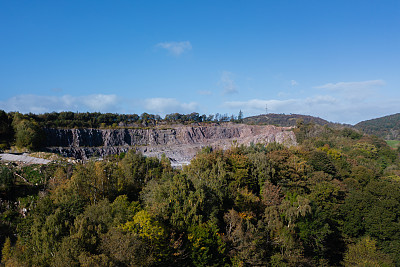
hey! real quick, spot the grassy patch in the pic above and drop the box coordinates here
[20,165,43,185]
[386,140,400,149]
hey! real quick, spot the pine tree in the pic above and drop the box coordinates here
[238,110,243,122]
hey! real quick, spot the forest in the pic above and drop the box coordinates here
[2,110,241,131]
[355,113,400,141]
[1,119,400,266]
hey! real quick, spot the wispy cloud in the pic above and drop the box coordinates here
[222,79,394,124]
[291,80,298,86]
[315,80,385,91]
[219,71,238,95]
[156,41,192,56]
[198,90,213,96]
[223,93,399,124]
[0,94,119,114]
[224,99,297,113]
[51,88,63,93]
[143,98,198,114]
[82,94,118,111]
[315,79,385,101]
[0,94,200,117]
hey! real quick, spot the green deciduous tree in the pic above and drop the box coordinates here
[0,110,13,149]
[342,179,400,264]
[118,150,163,200]
[100,228,154,266]
[187,222,227,266]
[13,117,43,150]
[343,236,394,266]
[1,237,12,264]
[0,166,14,192]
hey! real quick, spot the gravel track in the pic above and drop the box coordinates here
[0,153,51,165]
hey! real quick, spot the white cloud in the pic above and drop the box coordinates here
[304,95,337,106]
[143,98,198,114]
[219,71,238,95]
[198,90,213,96]
[224,99,297,113]
[222,80,394,124]
[278,92,290,97]
[315,80,385,92]
[81,94,118,111]
[0,94,199,117]
[223,94,400,124]
[291,80,298,86]
[156,41,192,56]
[315,79,386,101]
[0,94,119,114]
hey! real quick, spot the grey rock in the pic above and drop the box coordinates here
[43,123,297,166]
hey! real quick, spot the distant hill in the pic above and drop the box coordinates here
[246,113,400,141]
[355,113,400,140]
[243,113,332,127]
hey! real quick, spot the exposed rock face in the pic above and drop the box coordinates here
[44,123,297,166]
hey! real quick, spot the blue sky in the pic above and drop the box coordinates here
[1,0,399,124]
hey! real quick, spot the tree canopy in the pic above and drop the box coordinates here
[1,120,400,266]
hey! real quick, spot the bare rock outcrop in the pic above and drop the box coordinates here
[44,123,297,166]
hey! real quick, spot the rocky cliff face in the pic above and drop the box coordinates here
[44,123,297,166]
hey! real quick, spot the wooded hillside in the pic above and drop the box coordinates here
[356,113,400,140]
[1,122,400,266]
[244,113,333,127]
